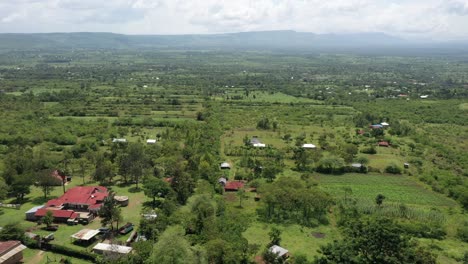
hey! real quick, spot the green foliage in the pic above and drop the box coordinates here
[385,163,402,174]
[375,194,386,207]
[99,192,122,230]
[43,210,54,227]
[0,222,25,242]
[259,177,333,227]
[315,217,437,264]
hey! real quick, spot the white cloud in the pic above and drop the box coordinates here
[0,0,467,40]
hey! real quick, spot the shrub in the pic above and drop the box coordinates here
[385,163,402,174]
[457,223,468,242]
[49,244,96,262]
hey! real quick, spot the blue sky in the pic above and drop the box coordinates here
[1,0,467,40]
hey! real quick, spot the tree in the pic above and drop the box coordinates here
[0,177,8,201]
[375,194,386,207]
[268,227,282,246]
[10,176,31,203]
[36,169,61,199]
[77,157,90,185]
[171,168,195,205]
[43,210,54,227]
[143,177,173,208]
[99,192,122,231]
[237,187,246,208]
[314,217,437,264]
[293,147,310,171]
[0,223,24,242]
[149,225,196,264]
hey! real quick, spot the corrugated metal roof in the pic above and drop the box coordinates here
[93,243,132,254]
[71,229,100,241]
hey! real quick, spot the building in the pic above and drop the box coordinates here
[420,95,429,99]
[0,241,27,264]
[71,229,100,244]
[250,137,266,148]
[220,162,231,169]
[112,138,127,143]
[269,245,289,259]
[25,205,45,221]
[378,141,390,147]
[224,181,245,192]
[35,208,79,223]
[93,243,132,255]
[146,139,157,144]
[302,143,316,149]
[380,122,389,127]
[369,124,383,129]
[35,186,109,223]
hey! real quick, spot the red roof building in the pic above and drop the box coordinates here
[224,181,245,192]
[378,141,390,147]
[34,209,79,222]
[46,186,108,212]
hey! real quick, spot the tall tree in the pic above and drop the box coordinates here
[36,169,61,199]
[99,192,122,231]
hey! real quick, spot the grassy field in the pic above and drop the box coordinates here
[316,173,457,207]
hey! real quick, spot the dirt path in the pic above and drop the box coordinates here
[28,250,45,264]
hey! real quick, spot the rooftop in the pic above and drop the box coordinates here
[0,241,26,262]
[224,181,245,191]
[93,243,132,254]
[71,229,100,241]
[269,245,289,257]
[46,186,108,208]
[35,208,79,219]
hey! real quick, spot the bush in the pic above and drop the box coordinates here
[400,222,446,239]
[385,163,402,174]
[49,244,96,262]
[457,223,468,242]
[361,146,377,154]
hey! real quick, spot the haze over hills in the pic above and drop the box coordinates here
[0,30,466,54]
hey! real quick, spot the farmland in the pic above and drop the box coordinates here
[0,48,467,264]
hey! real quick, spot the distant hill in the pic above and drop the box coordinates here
[0,30,406,51]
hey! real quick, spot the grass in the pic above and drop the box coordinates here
[316,173,458,207]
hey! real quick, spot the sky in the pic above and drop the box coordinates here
[0,0,468,41]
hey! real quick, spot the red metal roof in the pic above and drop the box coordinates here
[46,186,108,208]
[378,141,390,147]
[34,209,78,219]
[0,241,21,256]
[224,181,245,191]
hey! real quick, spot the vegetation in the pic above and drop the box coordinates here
[0,47,466,263]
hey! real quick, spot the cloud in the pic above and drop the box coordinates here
[0,0,467,40]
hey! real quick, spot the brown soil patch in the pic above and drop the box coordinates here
[225,193,237,202]
[312,232,326,238]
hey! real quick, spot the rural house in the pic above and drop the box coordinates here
[0,241,27,264]
[250,137,266,148]
[224,181,245,192]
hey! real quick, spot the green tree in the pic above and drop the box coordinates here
[375,194,386,207]
[43,210,54,227]
[149,225,196,264]
[143,177,173,208]
[99,192,122,231]
[268,227,282,246]
[0,223,25,242]
[36,169,61,199]
[237,187,246,208]
[315,217,437,264]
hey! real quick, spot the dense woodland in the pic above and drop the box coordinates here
[0,48,467,264]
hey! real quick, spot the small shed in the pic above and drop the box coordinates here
[71,229,100,243]
[93,243,132,255]
[218,177,227,186]
[253,143,266,148]
[302,144,316,149]
[380,122,390,127]
[378,141,390,147]
[420,95,429,99]
[25,205,44,221]
[404,163,410,169]
[370,124,383,129]
[114,196,129,207]
[112,138,127,143]
[269,245,289,258]
[146,139,157,144]
[351,163,362,168]
[220,162,231,170]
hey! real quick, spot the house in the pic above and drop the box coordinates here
[146,139,157,144]
[404,163,410,168]
[112,138,127,143]
[25,205,45,221]
[420,95,429,99]
[250,137,266,148]
[269,245,290,259]
[218,177,227,186]
[35,208,79,223]
[114,196,129,207]
[93,243,132,255]
[36,186,109,223]
[224,181,245,192]
[351,163,363,168]
[302,143,316,149]
[0,241,27,264]
[378,141,390,147]
[220,162,231,169]
[380,122,389,127]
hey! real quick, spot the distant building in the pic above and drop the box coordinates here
[302,143,316,149]
[370,124,383,129]
[220,162,231,169]
[420,95,429,99]
[25,205,44,221]
[224,181,245,192]
[0,241,27,264]
[269,245,290,259]
[146,139,157,144]
[380,122,389,127]
[378,141,390,147]
[250,137,266,147]
[112,138,127,143]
